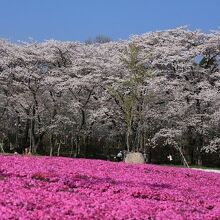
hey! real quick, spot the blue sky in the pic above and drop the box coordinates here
[0,0,219,42]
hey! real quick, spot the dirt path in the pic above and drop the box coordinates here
[192,168,220,174]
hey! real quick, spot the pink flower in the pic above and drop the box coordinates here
[0,155,220,219]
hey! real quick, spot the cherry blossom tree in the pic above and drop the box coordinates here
[0,28,220,166]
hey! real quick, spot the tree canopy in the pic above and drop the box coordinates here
[0,28,220,166]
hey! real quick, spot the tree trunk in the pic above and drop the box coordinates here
[197,153,202,166]
[49,134,53,156]
[75,136,80,157]
[177,145,189,168]
[190,149,194,165]
[31,132,36,154]
[31,133,44,154]
[70,137,74,157]
[148,149,152,163]
[126,130,130,152]
[22,120,30,148]
[0,140,5,153]
[57,142,61,157]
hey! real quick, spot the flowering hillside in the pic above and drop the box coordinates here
[0,156,220,219]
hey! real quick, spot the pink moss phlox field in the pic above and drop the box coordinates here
[0,156,220,219]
